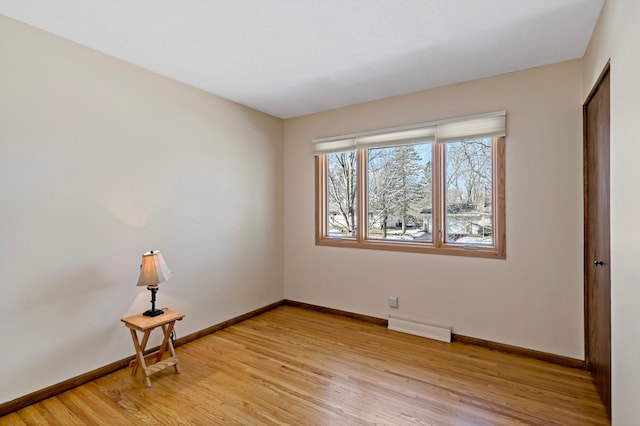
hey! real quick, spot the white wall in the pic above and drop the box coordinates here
[284,60,585,359]
[0,15,284,404]
[583,0,640,422]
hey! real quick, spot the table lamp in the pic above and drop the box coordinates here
[136,250,173,317]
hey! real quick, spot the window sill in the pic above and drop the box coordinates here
[316,236,505,259]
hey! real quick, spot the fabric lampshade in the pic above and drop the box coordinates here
[136,250,173,287]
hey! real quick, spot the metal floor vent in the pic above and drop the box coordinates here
[388,315,452,343]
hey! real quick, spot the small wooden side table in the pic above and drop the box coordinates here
[121,308,185,387]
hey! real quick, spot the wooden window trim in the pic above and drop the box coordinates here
[316,137,506,259]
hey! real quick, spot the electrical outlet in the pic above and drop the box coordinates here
[388,295,398,308]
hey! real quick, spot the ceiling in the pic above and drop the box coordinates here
[0,0,604,119]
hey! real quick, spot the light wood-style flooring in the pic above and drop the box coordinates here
[1,306,609,425]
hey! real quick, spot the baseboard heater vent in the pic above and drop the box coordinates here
[388,315,452,343]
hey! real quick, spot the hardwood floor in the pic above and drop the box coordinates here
[1,306,609,425]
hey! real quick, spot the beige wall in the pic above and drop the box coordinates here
[583,0,640,422]
[284,60,585,359]
[0,15,284,404]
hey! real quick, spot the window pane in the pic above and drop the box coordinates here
[444,138,493,245]
[327,151,357,238]
[367,143,432,241]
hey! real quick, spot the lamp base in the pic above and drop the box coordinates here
[143,308,165,317]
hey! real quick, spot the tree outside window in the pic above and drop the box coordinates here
[315,113,505,259]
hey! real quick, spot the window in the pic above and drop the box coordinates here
[314,112,506,259]
[327,150,357,238]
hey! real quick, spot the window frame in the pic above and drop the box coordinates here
[315,136,505,259]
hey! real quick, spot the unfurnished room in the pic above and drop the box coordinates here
[1,1,639,425]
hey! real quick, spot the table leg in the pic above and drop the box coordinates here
[156,322,175,362]
[130,329,152,377]
[165,322,181,374]
[156,322,180,374]
[168,332,181,374]
[129,329,152,388]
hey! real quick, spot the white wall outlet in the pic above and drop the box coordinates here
[388,295,399,308]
